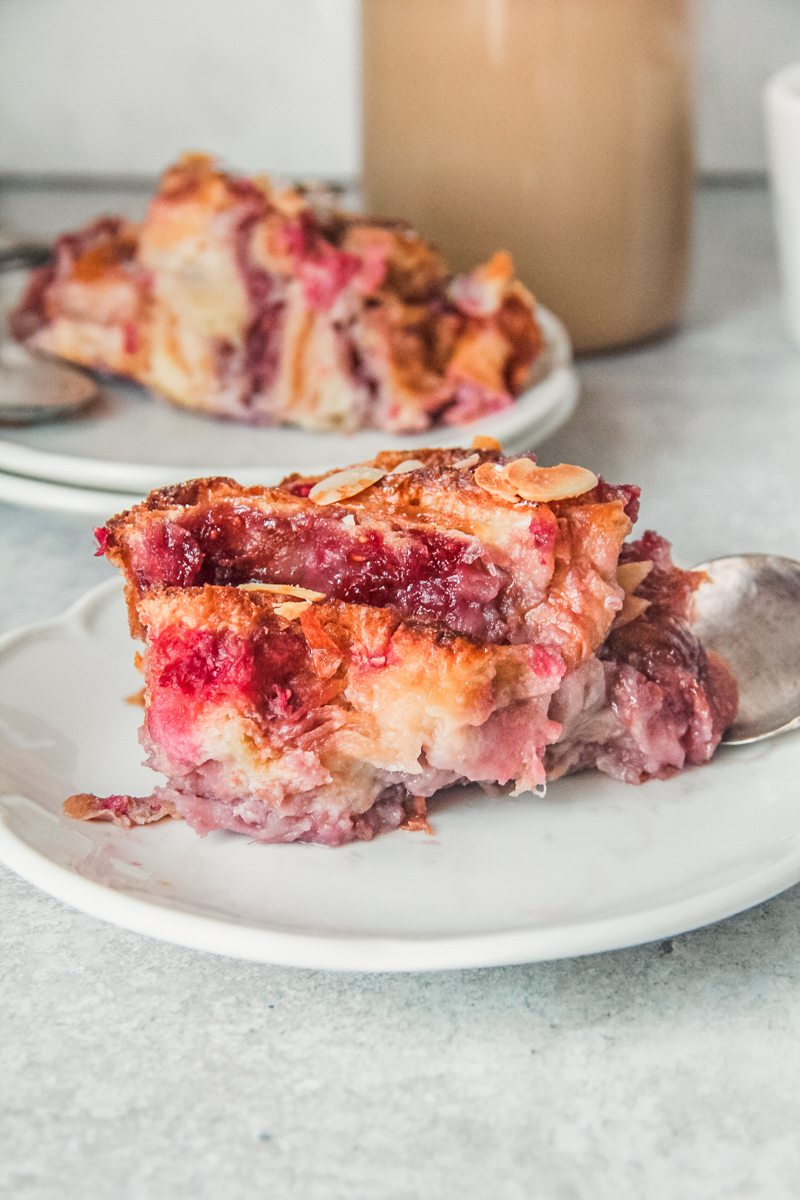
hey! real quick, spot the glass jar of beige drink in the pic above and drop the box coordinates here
[362,0,694,353]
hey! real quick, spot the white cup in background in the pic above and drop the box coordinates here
[765,63,800,350]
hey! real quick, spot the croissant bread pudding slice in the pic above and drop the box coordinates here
[67,446,737,845]
[9,153,543,433]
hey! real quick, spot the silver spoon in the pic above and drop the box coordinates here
[0,239,99,425]
[0,340,98,425]
[692,554,800,744]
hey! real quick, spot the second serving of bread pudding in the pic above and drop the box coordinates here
[66,443,737,845]
[10,154,543,433]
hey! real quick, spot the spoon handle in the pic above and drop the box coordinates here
[0,240,53,272]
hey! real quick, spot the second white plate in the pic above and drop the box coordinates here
[1,580,799,972]
[0,307,577,494]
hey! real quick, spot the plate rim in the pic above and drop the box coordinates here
[0,307,578,494]
[2,580,799,973]
[0,469,142,515]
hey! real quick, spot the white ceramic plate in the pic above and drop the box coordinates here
[1,580,798,972]
[0,307,577,494]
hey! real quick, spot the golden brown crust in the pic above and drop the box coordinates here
[100,448,632,670]
[101,447,623,567]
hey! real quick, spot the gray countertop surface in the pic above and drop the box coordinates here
[1,183,799,1200]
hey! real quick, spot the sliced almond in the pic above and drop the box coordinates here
[612,594,651,631]
[274,600,313,621]
[471,435,501,451]
[239,582,325,601]
[616,560,654,595]
[503,458,538,488]
[474,461,519,502]
[452,452,479,469]
[507,461,598,503]
[390,459,425,475]
[308,466,385,506]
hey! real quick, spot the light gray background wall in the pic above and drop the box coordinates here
[699,0,800,173]
[0,0,798,178]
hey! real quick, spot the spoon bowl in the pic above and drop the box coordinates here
[0,341,98,425]
[692,554,800,744]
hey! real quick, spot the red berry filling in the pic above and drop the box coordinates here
[130,505,527,642]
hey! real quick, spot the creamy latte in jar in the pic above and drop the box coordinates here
[362,0,694,352]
